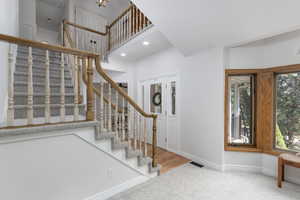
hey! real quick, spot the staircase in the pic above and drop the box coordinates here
[0,3,159,180]
[13,46,85,124]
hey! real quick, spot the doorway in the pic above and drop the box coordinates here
[139,75,179,152]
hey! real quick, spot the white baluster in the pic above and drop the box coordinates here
[100,82,104,132]
[134,110,137,150]
[73,56,79,120]
[60,53,65,121]
[119,20,122,45]
[115,90,119,137]
[7,44,16,126]
[144,118,147,157]
[100,82,105,131]
[27,47,34,124]
[108,85,112,131]
[45,50,51,123]
[127,13,130,40]
[122,97,126,141]
[127,105,131,148]
[139,114,142,151]
[117,21,119,46]
[104,101,107,130]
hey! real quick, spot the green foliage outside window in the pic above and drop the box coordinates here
[276,73,300,152]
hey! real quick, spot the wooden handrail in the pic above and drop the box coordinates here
[63,20,107,36]
[94,57,158,167]
[109,4,134,28]
[81,61,124,113]
[0,33,98,58]
[95,57,156,119]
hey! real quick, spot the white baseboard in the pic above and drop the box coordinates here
[179,151,223,171]
[224,164,262,173]
[85,175,149,200]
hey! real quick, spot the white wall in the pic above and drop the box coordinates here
[0,0,19,126]
[226,29,300,184]
[180,48,224,169]
[19,0,36,40]
[66,0,130,24]
[104,59,137,99]
[0,127,142,200]
[228,29,300,69]
[36,27,59,45]
[133,47,224,170]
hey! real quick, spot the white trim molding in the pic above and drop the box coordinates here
[85,176,149,200]
[224,164,262,173]
[179,151,224,171]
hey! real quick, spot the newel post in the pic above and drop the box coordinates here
[152,114,158,168]
[86,57,95,121]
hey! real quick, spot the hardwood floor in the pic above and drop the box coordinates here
[129,139,191,174]
[146,146,191,174]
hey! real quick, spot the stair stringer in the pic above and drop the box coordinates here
[90,131,160,178]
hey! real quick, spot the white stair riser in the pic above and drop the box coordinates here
[14,105,85,119]
[14,95,75,105]
[14,84,74,94]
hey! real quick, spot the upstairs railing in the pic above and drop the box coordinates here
[108,3,152,51]
[62,3,152,56]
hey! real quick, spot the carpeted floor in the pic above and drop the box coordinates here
[109,164,300,200]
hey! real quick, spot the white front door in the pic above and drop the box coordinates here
[139,76,178,151]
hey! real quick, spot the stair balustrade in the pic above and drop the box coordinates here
[0,33,97,128]
[0,2,158,170]
[61,4,158,168]
[62,3,152,56]
[108,3,152,51]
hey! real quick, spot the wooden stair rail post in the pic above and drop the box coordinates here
[86,57,95,121]
[152,115,158,168]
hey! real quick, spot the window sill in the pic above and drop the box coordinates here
[225,146,289,157]
[225,146,262,153]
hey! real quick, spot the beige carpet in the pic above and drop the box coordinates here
[109,164,300,200]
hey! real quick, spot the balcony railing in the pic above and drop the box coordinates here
[62,3,152,57]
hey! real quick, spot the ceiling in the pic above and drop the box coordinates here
[39,0,65,8]
[109,27,173,62]
[74,0,130,23]
[36,0,130,32]
[133,0,300,56]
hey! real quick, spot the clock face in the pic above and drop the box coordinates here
[152,92,162,106]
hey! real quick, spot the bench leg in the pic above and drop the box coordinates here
[277,157,283,188]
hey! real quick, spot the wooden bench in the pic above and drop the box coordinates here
[278,153,300,188]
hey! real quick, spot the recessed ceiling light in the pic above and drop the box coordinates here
[143,41,150,46]
[120,53,127,57]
